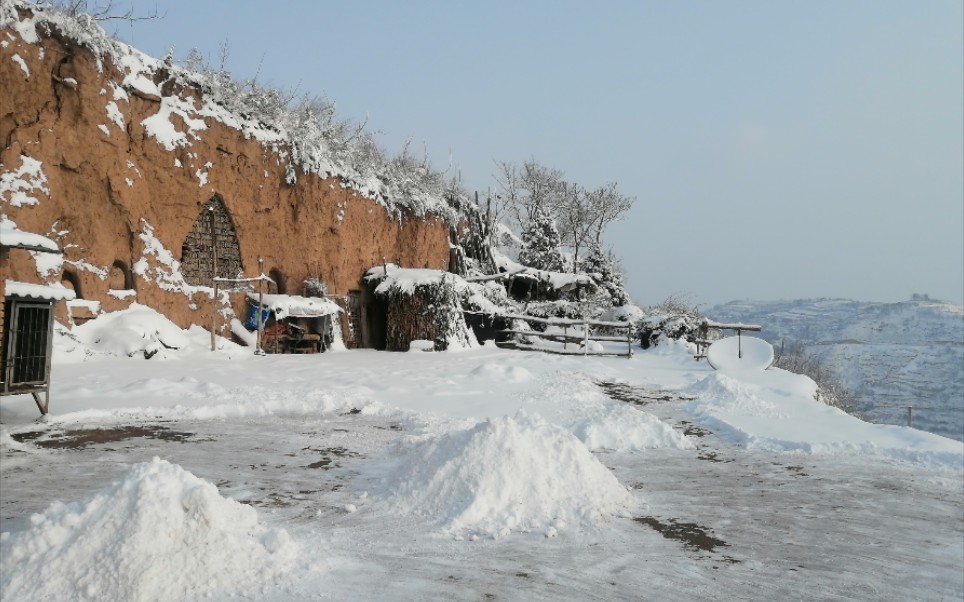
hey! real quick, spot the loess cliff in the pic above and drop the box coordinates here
[0,1,455,341]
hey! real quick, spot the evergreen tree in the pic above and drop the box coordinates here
[518,208,564,272]
[581,243,630,307]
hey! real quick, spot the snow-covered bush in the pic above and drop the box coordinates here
[773,341,861,416]
[302,278,328,297]
[517,208,564,272]
[580,243,629,307]
[637,295,705,349]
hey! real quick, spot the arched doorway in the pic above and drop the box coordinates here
[269,268,285,294]
[61,269,82,299]
[180,195,243,286]
[108,260,135,291]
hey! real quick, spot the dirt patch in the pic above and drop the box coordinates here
[12,426,196,449]
[595,381,695,405]
[678,421,712,438]
[697,450,733,464]
[304,446,360,470]
[634,516,738,563]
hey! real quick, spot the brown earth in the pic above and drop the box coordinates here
[0,9,450,338]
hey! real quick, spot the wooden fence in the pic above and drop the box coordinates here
[495,313,635,358]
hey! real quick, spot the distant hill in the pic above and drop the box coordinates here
[707,297,964,442]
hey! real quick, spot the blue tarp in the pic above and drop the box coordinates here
[244,303,270,330]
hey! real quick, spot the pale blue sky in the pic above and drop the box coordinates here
[117,1,964,307]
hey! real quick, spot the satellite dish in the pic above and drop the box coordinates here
[706,335,774,371]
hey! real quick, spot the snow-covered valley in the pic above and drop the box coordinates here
[1,313,962,601]
[709,298,964,442]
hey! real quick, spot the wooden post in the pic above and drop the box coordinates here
[209,207,218,352]
[737,328,742,359]
[563,325,568,350]
[583,321,589,357]
[627,325,632,359]
[256,257,265,354]
[907,406,913,428]
[35,303,54,415]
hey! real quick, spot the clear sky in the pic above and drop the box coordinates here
[113,1,964,308]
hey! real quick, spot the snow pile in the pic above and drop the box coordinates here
[468,362,534,383]
[706,335,774,371]
[570,404,695,452]
[64,303,245,360]
[684,371,964,469]
[70,303,189,358]
[0,458,299,602]
[375,413,634,539]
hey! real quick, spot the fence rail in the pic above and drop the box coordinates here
[495,314,634,358]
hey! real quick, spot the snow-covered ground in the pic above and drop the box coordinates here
[1,309,962,601]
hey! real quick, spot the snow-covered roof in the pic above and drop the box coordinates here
[247,293,341,320]
[491,251,595,293]
[365,264,470,296]
[4,279,76,301]
[0,219,60,253]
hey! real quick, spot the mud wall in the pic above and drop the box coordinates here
[0,13,450,335]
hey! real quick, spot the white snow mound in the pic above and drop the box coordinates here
[571,404,695,451]
[707,335,774,371]
[71,303,189,358]
[378,412,634,539]
[0,458,299,602]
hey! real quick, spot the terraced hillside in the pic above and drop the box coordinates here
[708,298,964,442]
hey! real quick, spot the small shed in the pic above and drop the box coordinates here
[1,221,75,415]
[244,292,341,354]
[364,265,475,352]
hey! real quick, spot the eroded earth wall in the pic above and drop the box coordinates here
[1,8,450,335]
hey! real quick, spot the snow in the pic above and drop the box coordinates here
[70,303,192,359]
[251,293,342,320]
[132,219,200,295]
[492,250,594,293]
[706,335,774,371]
[0,307,961,599]
[0,217,59,251]
[570,403,695,452]
[0,154,48,207]
[366,264,468,296]
[107,288,136,299]
[10,52,27,75]
[3,279,75,301]
[141,95,207,151]
[0,458,299,602]
[369,412,634,540]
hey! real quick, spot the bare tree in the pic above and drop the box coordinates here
[495,159,635,271]
[494,158,565,227]
[43,0,161,22]
[587,182,635,244]
[555,181,593,272]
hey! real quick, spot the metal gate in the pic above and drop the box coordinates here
[4,301,53,388]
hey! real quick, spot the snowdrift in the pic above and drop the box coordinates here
[570,403,695,451]
[374,413,634,539]
[0,458,299,601]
